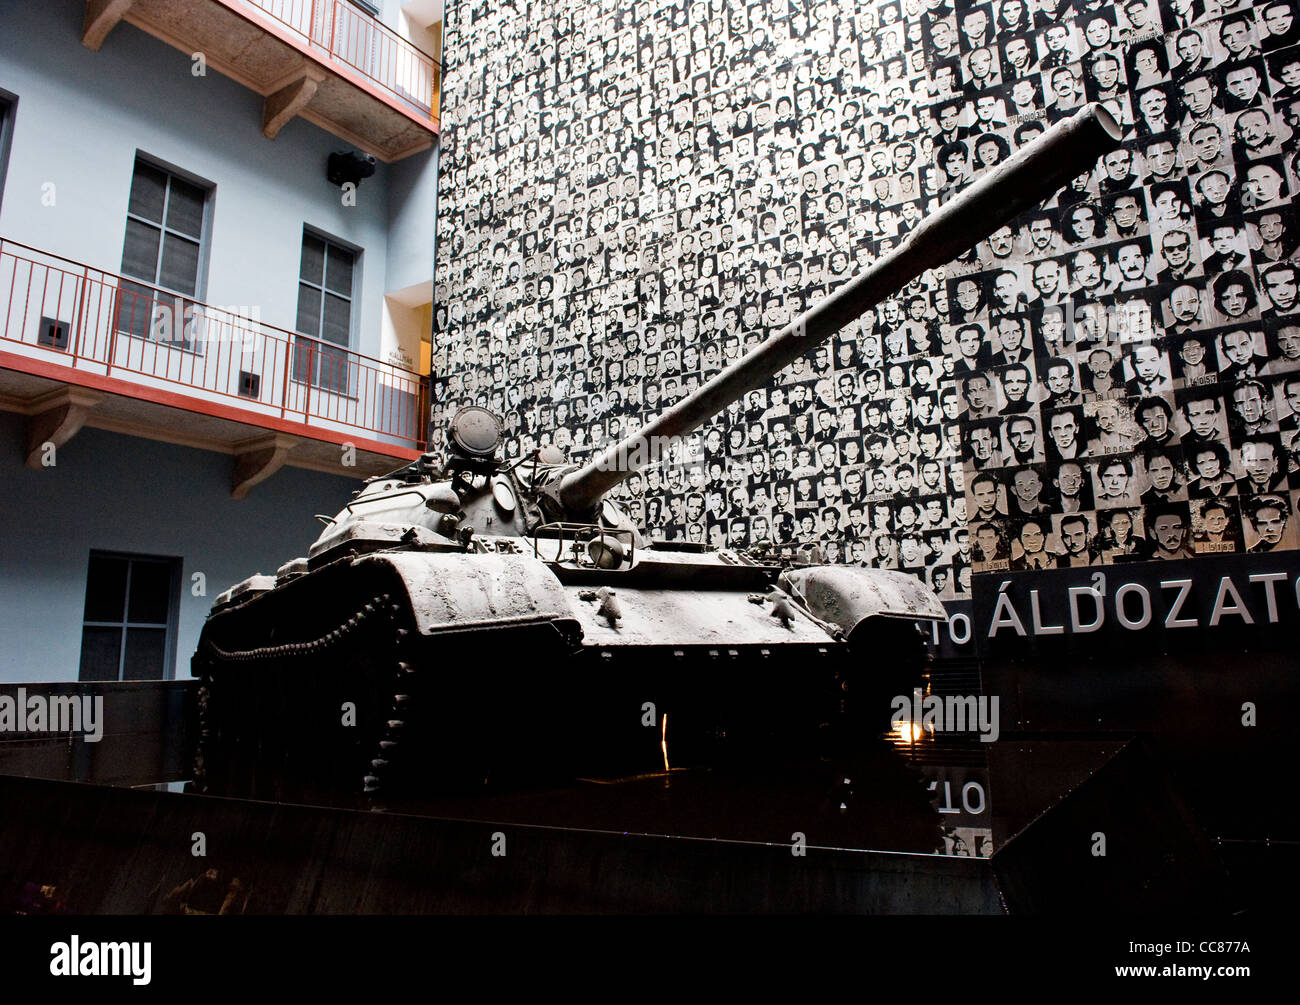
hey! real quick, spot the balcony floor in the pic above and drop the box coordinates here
[0,363,414,479]
[108,0,436,161]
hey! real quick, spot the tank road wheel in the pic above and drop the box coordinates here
[363,623,587,802]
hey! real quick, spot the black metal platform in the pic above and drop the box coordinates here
[0,730,1230,914]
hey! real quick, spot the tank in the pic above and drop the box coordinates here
[191,105,1121,805]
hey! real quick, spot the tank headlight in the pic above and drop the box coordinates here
[587,537,626,569]
[449,406,502,458]
[491,477,517,514]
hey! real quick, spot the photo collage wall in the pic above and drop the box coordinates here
[433,0,1300,598]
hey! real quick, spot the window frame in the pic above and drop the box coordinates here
[116,153,216,354]
[78,551,182,682]
[293,225,361,395]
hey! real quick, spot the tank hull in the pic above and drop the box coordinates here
[193,548,939,805]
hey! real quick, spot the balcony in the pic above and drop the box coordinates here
[0,239,429,492]
[83,0,440,161]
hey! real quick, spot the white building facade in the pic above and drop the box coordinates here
[0,0,441,682]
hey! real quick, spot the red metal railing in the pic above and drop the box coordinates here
[243,0,440,122]
[0,239,427,451]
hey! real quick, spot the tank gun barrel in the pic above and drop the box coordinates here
[557,104,1122,514]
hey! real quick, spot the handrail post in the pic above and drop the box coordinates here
[304,343,314,424]
[280,333,292,419]
[106,279,121,376]
[71,265,89,365]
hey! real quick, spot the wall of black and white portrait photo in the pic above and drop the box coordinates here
[434,0,1300,599]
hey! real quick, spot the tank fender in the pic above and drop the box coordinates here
[778,567,947,637]
[356,552,583,642]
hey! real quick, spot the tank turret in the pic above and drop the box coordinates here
[192,106,1120,806]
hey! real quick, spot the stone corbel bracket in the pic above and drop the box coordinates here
[81,0,135,52]
[25,387,105,469]
[263,68,328,140]
[232,433,299,499]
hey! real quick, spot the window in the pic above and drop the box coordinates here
[79,553,181,681]
[0,91,14,216]
[333,2,383,80]
[118,157,212,351]
[294,229,357,394]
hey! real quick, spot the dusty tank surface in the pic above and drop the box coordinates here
[191,105,1120,806]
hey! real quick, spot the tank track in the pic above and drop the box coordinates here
[193,589,419,806]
